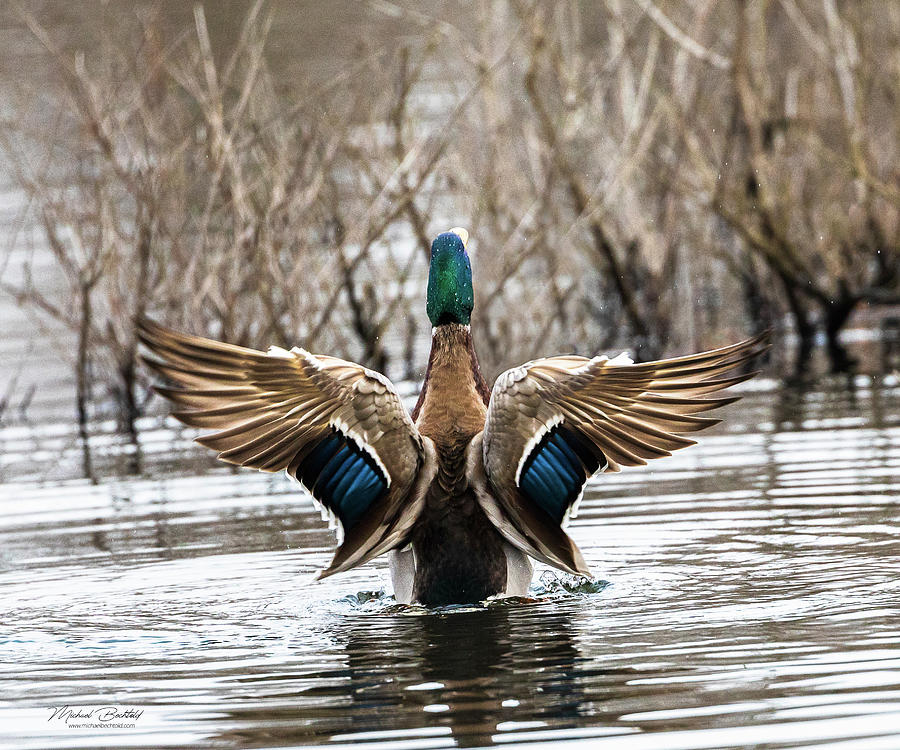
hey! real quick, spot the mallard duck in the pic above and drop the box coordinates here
[138,228,767,606]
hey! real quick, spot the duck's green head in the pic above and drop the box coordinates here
[427,227,473,327]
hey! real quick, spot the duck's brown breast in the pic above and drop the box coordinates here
[413,324,489,445]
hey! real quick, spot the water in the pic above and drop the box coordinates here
[1,378,898,748]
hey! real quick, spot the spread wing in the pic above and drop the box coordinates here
[137,317,427,579]
[479,332,769,575]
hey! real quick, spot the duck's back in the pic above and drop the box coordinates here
[399,324,527,606]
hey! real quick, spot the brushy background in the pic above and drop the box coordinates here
[1,0,898,447]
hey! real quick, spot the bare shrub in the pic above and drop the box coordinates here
[0,3,462,469]
[2,0,897,476]
[661,0,900,372]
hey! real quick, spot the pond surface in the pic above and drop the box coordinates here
[0,378,899,749]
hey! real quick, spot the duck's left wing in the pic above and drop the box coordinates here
[137,317,429,579]
[477,332,769,576]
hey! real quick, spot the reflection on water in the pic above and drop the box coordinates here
[214,604,589,748]
[0,378,899,748]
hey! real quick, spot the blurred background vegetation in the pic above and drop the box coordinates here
[0,0,898,451]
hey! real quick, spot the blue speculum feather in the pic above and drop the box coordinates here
[520,426,602,523]
[297,431,386,530]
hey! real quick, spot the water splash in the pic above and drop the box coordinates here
[335,571,610,616]
[531,570,610,597]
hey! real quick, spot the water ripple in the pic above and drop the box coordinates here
[0,380,898,748]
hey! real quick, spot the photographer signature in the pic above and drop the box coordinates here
[48,705,144,725]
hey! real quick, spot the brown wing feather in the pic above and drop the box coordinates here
[478,331,770,575]
[137,316,425,578]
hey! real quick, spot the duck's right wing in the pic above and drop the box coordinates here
[137,317,433,579]
[477,332,769,575]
